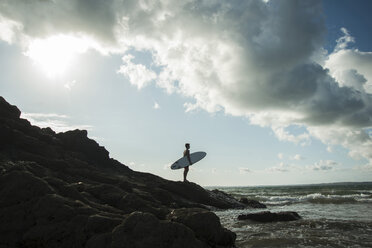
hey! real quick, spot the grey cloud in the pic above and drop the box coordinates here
[251,1,325,70]
[0,0,117,43]
[1,0,372,163]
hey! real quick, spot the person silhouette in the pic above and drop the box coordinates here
[183,143,192,182]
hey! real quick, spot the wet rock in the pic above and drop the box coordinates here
[239,198,267,208]
[209,189,246,209]
[167,208,236,247]
[238,211,301,222]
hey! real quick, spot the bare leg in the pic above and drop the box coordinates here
[183,166,189,182]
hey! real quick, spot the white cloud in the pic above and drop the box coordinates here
[64,80,76,90]
[266,162,290,173]
[239,167,252,174]
[272,126,310,145]
[325,28,372,93]
[334,28,355,52]
[21,113,92,133]
[267,159,337,173]
[153,101,160,109]
[0,14,22,43]
[291,154,304,161]
[2,1,372,166]
[307,160,338,171]
[278,153,284,159]
[117,54,157,89]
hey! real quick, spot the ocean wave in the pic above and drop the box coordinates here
[260,193,372,205]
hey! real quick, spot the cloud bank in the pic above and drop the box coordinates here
[21,113,93,133]
[1,0,372,165]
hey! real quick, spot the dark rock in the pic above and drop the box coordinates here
[239,198,267,208]
[160,181,237,209]
[0,96,239,248]
[86,184,125,207]
[238,211,301,222]
[85,215,122,236]
[167,208,236,247]
[209,189,246,209]
[0,170,54,207]
[111,212,205,248]
[86,233,112,248]
[0,96,21,119]
[57,129,111,166]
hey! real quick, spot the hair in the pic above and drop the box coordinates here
[185,143,190,148]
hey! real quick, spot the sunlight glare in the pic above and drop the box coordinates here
[25,35,94,77]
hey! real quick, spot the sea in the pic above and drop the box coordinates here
[209,182,372,248]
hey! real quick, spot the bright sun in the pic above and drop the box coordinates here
[25,35,94,77]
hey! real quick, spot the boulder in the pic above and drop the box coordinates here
[111,212,205,248]
[0,170,54,207]
[209,189,246,209]
[167,208,236,247]
[239,198,267,208]
[238,211,301,222]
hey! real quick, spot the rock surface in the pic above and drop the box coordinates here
[239,197,267,208]
[0,96,237,248]
[238,211,301,222]
[167,208,236,247]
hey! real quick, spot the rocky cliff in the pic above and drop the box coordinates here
[0,96,238,248]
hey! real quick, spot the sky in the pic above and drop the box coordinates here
[0,0,371,186]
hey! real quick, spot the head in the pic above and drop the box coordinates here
[185,143,190,149]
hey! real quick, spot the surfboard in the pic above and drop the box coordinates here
[171,151,207,170]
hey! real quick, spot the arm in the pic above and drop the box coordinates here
[186,150,192,165]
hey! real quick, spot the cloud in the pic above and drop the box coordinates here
[21,113,93,133]
[0,14,22,43]
[291,154,304,161]
[0,0,118,46]
[278,153,284,159]
[2,0,372,165]
[266,162,290,173]
[153,101,160,109]
[64,80,77,91]
[278,153,304,161]
[117,54,157,89]
[325,28,372,94]
[354,163,372,172]
[239,167,252,174]
[272,126,310,145]
[267,159,337,173]
[307,160,338,171]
